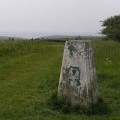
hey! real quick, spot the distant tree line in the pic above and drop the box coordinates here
[9,37,14,41]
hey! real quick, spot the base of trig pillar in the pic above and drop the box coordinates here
[58,40,98,108]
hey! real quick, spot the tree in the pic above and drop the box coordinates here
[101,15,120,42]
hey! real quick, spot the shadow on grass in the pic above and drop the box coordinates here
[97,73,116,82]
[97,73,120,89]
[48,91,111,115]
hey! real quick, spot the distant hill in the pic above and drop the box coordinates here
[0,36,9,40]
[40,35,103,41]
[0,36,25,41]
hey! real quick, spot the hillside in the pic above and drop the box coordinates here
[0,36,9,40]
[0,40,120,120]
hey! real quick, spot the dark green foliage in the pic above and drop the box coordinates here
[101,15,120,41]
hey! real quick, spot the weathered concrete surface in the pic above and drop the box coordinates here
[58,40,98,108]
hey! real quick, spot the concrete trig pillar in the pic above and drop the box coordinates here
[58,40,98,108]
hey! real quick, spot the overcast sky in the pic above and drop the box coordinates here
[0,0,120,37]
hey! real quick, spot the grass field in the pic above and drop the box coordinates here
[0,40,120,120]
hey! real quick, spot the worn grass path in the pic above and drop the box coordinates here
[0,40,120,120]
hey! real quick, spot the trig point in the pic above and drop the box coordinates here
[58,40,98,108]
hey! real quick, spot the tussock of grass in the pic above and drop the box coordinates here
[48,91,110,115]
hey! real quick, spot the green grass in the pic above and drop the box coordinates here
[0,40,120,120]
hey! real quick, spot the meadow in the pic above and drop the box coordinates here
[0,40,120,120]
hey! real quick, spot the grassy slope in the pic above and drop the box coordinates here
[0,40,120,120]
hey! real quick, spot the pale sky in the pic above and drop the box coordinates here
[0,0,120,37]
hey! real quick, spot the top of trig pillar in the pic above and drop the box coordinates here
[67,40,91,43]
